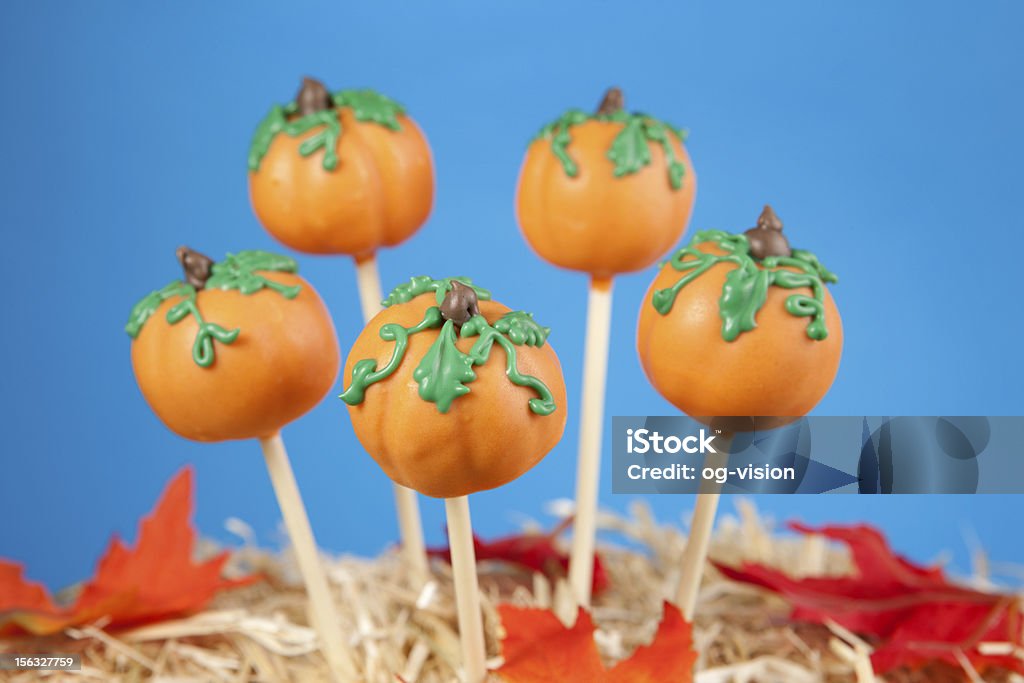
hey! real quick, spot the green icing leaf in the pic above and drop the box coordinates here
[652,230,838,342]
[719,262,772,341]
[413,319,476,413]
[492,311,550,347]
[206,250,301,299]
[531,108,689,189]
[381,275,492,308]
[333,89,405,130]
[248,88,406,173]
[607,117,652,178]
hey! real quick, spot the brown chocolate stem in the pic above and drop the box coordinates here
[176,246,214,290]
[743,205,792,259]
[440,281,480,327]
[756,205,784,232]
[295,76,333,116]
[596,87,624,116]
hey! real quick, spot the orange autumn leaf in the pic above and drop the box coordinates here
[0,467,254,636]
[497,602,695,683]
[0,563,67,636]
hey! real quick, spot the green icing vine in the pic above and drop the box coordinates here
[333,89,404,129]
[126,281,193,339]
[248,88,405,172]
[125,250,302,367]
[532,108,689,190]
[381,275,491,308]
[340,281,556,415]
[206,250,301,299]
[460,312,555,415]
[163,289,241,367]
[652,231,838,342]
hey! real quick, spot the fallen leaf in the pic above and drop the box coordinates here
[714,523,1024,675]
[496,602,695,682]
[428,518,610,595]
[609,604,695,682]
[0,467,254,636]
[0,562,66,636]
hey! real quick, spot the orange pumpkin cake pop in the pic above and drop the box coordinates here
[637,205,842,622]
[516,87,696,278]
[637,205,843,426]
[127,247,339,442]
[517,87,696,607]
[341,276,566,681]
[340,276,567,499]
[248,77,434,260]
[125,247,353,680]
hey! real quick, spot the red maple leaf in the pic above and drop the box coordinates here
[0,467,255,636]
[428,518,610,595]
[496,602,695,682]
[714,522,1024,675]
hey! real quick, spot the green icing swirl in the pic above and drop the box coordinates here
[205,250,301,299]
[248,88,406,172]
[652,231,838,342]
[532,109,689,190]
[125,250,302,368]
[381,275,492,308]
[163,290,241,367]
[340,278,556,415]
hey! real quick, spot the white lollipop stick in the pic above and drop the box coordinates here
[567,277,614,608]
[259,433,357,682]
[675,432,732,620]
[445,495,487,683]
[354,254,429,582]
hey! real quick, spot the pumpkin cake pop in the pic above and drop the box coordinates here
[340,276,567,682]
[517,86,696,278]
[126,247,355,681]
[637,205,842,426]
[341,276,567,499]
[636,205,842,619]
[248,76,435,578]
[516,87,696,607]
[248,76,433,260]
[129,248,339,441]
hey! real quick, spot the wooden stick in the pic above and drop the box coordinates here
[353,253,386,324]
[567,276,614,608]
[675,432,733,620]
[444,496,487,683]
[259,433,357,682]
[354,254,429,583]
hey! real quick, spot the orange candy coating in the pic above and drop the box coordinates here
[516,119,696,279]
[343,295,567,499]
[637,241,842,429]
[249,109,434,260]
[132,273,340,442]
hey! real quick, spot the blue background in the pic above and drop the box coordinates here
[2,1,1022,590]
